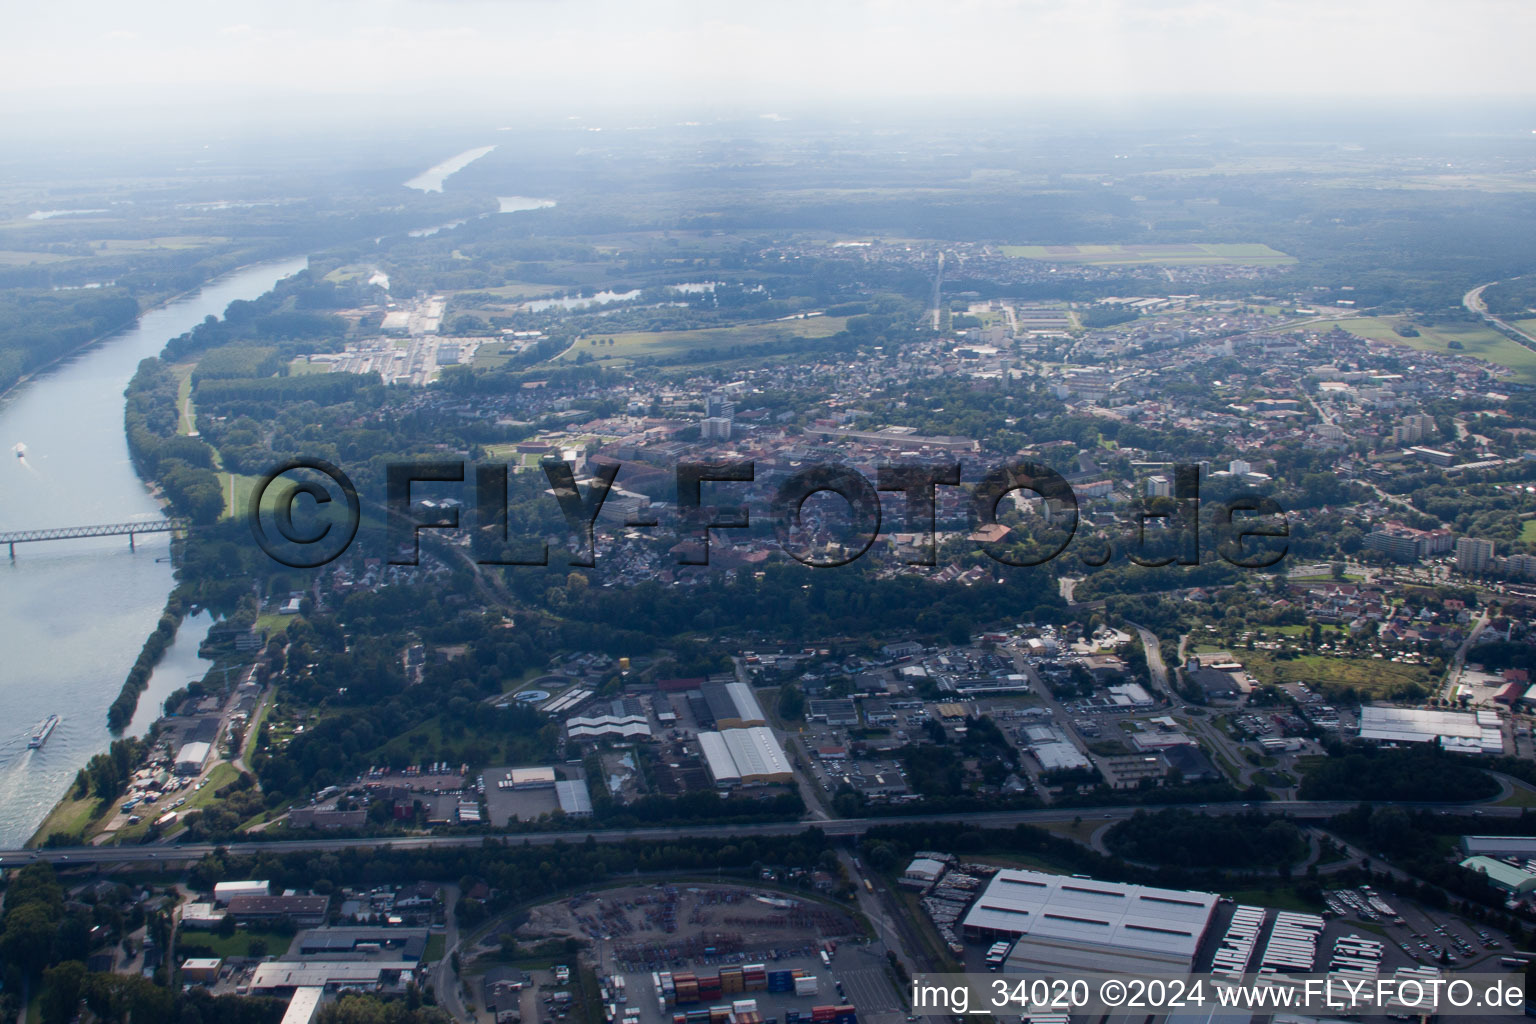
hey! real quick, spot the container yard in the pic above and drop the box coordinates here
[517,884,903,1024]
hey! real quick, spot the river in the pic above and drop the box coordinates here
[0,257,306,847]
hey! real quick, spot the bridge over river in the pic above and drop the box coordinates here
[0,518,187,558]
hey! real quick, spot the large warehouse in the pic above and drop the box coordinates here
[698,726,792,786]
[1357,706,1502,755]
[962,868,1219,974]
[700,682,767,729]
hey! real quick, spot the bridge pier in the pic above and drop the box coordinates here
[7,541,12,560]
[128,531,134,552]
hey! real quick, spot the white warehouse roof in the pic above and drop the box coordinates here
[699,731,741,785]
[1032,741,1091,771]
[249,961,416,993]
[904,857,946,882]
[699,726,792,784]
[280,988,324,1024]
[726,682,767,724]
[1357,706,1501,754]
[963,868,1218,973]
[509,767,556,787]
[213,880,270,903]
[1462,835,1536,857]
[555,778,593,815]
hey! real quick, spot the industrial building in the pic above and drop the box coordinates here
[566,697,653,740]
[507,767,556,788]
[180,902,226,929]
[279,988,323,1024]
[555,778,593,816]
[213,880,270,904]
[291,927,428,961]
[902,857,947,886]
[700,682,767,729]
[181,958,222,984]
[698,727,793,786]
[1462,835,1536,858]
[806,699,860,725]
[1357,706,1503,755]
[962,868,1219,974]
[248,961,416,996]
[1022,724,1092,772]
[1460,856,1536,893]
[175,741,212,775]
[1097,753,1169,790]
[287,807,366,830]
[226,894,331,927]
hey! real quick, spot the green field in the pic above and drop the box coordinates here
[1239,649,1433,698]
[999,242,1294,266]
[1515,319,1536,339]
[28,790,108,846]
[549,316,849,367]
[467,282,563,300]
[172,363,196,435]
[1309,316,1536,384]
[0,250,72,265]
[178,927,294,960]
[1522,520,1536,544]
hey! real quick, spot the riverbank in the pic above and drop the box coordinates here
[0,287,186,405]
[0,257,306,849]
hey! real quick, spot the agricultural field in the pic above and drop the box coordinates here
[999,242,1295,266]
[285,356,333,376]
[0,250,74,265]
[549,316,849,367]
[1309,316,1536,384]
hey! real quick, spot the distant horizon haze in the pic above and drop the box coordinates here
[4,0,1536,142]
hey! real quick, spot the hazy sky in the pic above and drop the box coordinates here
[8,0,1536,119]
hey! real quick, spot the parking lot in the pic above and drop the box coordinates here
[1326,886,1514,971]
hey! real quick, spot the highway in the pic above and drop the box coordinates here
[1464,280,1536,348]
[2,800,1524,869]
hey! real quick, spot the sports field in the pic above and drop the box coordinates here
[999,242,1294,266]
[1308,316,1536,384]
[550,316,848,366]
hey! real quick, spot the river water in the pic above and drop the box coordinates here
[0,257,305,848]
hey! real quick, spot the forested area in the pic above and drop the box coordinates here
[1298,742,1501,802]
[1106,809,1308,869]
[0,291,138,394]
